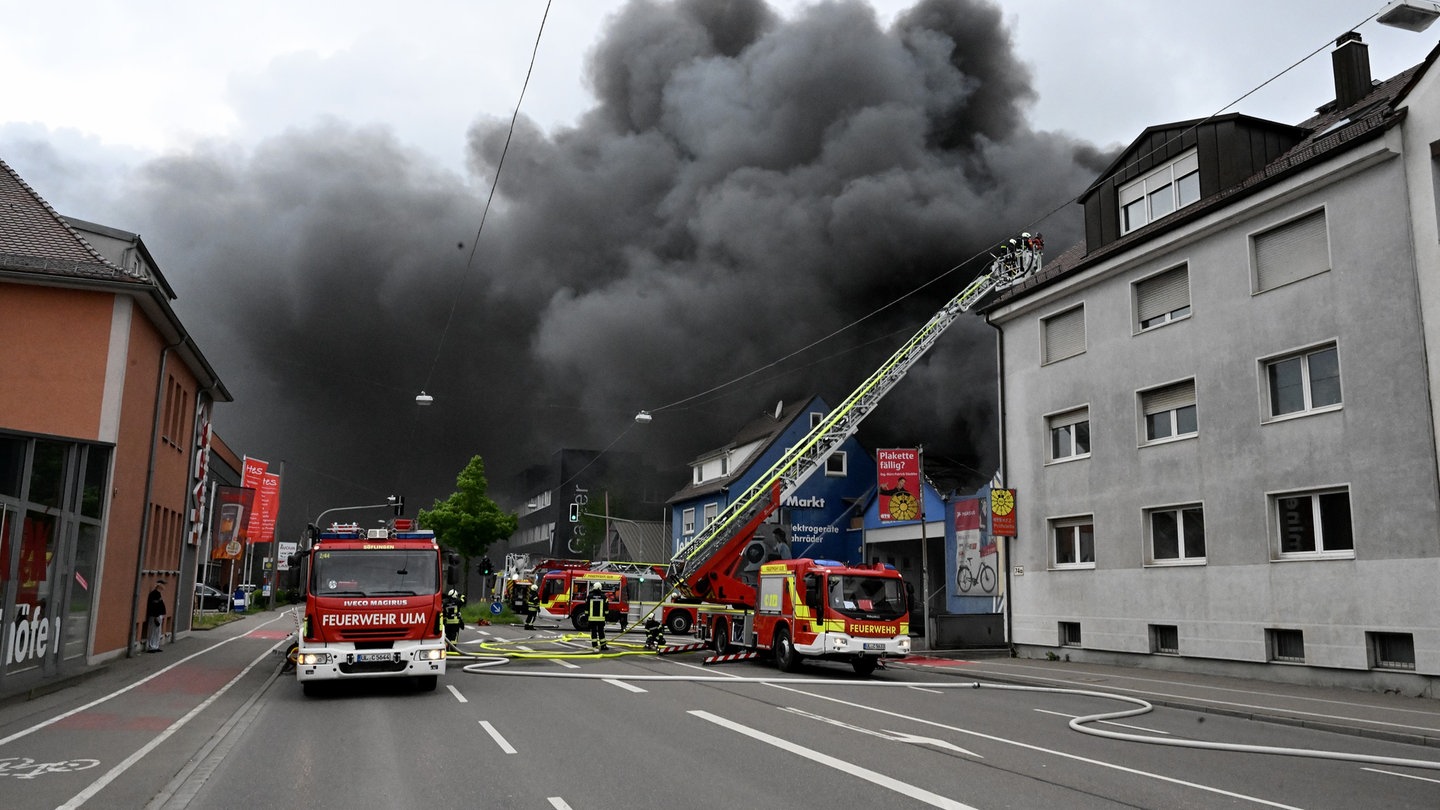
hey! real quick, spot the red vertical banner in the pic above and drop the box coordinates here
[990,488,1017,538]
[877,448,922,522]
[211,486,256,560]
[255,472,281,545]
[241,457,268,544]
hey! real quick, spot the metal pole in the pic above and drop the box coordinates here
[918,446,931,644]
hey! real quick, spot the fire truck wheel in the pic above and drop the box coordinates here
[852,657,878,677]
[571,608,589,631]
[774,627,802,673]
[713,620,731,655]
[414,675,438,692]
[665,610,692,636]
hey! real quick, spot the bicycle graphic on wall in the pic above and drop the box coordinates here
[957,557,997,593]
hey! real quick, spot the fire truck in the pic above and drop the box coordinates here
[292,520,449,695]
[665,234,1043,675]
[535,565,629,630]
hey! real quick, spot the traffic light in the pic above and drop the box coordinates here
[569,502,580,522]
[479,557,492,576]
[391,495,405,516]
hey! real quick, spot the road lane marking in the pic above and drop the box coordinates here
[1361,767,1440,784]
[761,682,1306,809]
[57,638,285,808]
[0,612,291,748]
[547,798,574,809]
[447,684,468,703]
[555,659,580,670]
[690,710,980,810]
[480,721,517,754]
[779,706,981,757]
[1033,708,1170,735]
[604,678,647,693]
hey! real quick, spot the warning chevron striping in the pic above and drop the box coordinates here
[703,651,759,665]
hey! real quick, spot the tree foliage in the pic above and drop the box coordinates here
[418,455,517,559]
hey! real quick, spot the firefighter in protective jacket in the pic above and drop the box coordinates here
[524,585,540,630]
[587,587,609,651]
[443,588,465,644]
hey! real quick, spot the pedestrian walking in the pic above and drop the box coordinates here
[587,587,609,651]
[145,580,167,653]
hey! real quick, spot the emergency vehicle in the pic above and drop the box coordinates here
[536,568,629,630]
[665,234,1044,674]
[292,520,448,695]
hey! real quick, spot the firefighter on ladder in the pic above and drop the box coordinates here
[587,586,609,652]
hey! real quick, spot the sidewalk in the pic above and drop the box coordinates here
[0,612,259,711]
[897,651,1440,749]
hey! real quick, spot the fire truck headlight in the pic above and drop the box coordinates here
[898,637,911,653]
[299,652,330,665]
[418,648,444,661]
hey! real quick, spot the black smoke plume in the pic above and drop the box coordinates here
[33,0,1113,533]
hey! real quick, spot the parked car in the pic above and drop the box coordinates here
[194,583,229,611]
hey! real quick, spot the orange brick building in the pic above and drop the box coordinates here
[1,157,232,690]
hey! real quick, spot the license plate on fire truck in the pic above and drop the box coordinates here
[356,652,394,662]
[863,642,884,651]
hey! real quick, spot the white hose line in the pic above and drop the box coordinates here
[467,667,1440,770]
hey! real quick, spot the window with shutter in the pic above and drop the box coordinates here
[1042,305,1086,364]
[1140,379,1197,442]
[1135,265,1191,330]
[1254,210,1329,292]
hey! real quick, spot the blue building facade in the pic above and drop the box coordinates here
[667,396,876,564]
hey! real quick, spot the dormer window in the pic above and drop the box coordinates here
[1119,150,1200,234]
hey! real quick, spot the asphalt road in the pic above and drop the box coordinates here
[2,613,1438,809]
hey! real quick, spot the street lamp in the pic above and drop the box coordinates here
[1377,0,1440,31]
[416,391,434,405]
[634,410,653,424]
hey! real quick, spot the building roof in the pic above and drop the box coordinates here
[609,521,670,564]
[0,156,232,402]
[0,157,148,284]
[983,39,1440,310]
[668,396,819,503]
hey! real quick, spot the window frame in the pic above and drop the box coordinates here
[1368,632,1416,671]
[1266,628,1306,663]
[1133,264,1192,332]
[702,502,718,531]
[1118,149,1200,235]
[1139,379,1198,445]
[1251,208,1330,293]
[1270,486,1354,560]
[1143,503,1206,566]
[1050,516,1095,570]
[1261,342,1342,421]
[1041,304,1086,365]
[1046,406,1091,464]
[681,507,695,536]
[824,450,847,477]
[1149,624,1179,655]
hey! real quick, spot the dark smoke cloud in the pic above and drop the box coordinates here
[48,0,1111,533]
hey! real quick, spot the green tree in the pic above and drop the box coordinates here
[418,456,517,561]
[572,508,607,560]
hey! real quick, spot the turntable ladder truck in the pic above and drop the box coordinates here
[664,235,1042,674]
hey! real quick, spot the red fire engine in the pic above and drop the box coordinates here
[536,567,629,630]
[293,521,448,695]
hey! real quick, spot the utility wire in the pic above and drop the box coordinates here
[419,0,553,397]
[641,8,1384,419]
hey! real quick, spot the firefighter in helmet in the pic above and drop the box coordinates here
[523,584,540,630]
[587,586,609,651]
[442,588,465,644]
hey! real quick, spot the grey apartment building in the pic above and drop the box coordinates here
[983,33,1440,690]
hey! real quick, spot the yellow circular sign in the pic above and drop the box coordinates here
[991,488,1015,517]
[889,491,919,520]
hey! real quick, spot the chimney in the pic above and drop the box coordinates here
[1331,32,1373,110]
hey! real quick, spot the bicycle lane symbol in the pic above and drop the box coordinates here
[0,756,101,779]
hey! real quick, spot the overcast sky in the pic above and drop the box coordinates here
[4,1,1438,528]
[6,1,1436,198]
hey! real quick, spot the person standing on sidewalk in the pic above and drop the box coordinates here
[145,580,167,653]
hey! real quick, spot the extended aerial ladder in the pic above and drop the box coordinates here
[666,233,1044,605]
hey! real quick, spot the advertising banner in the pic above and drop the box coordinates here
[877,448,921,522]
[211,486,256,560]
[252,472,282,546]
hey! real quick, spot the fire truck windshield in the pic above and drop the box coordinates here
[826,575,905,620]
[311,549,439,597]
